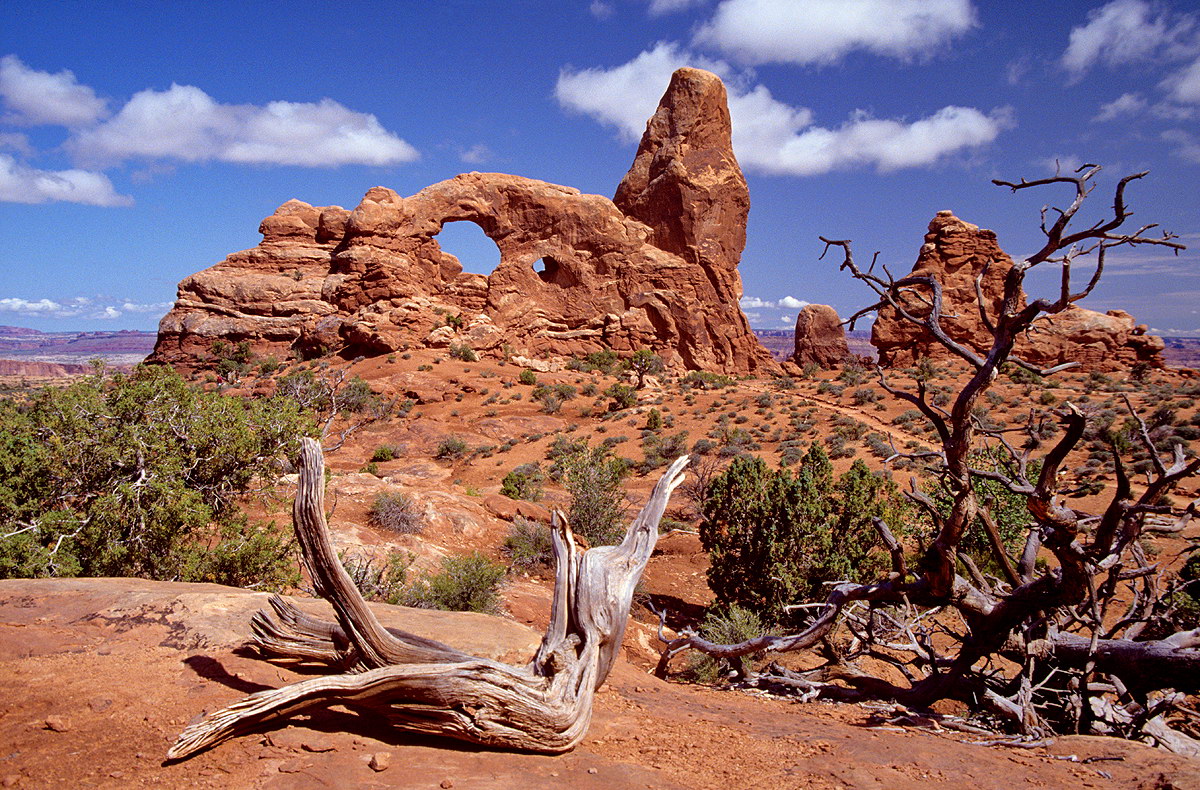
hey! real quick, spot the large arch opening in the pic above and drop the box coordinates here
[434,220,501,275]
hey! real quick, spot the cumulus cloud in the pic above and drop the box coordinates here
[648,0,705,15]
[590,1,614,19]
[556,43,729,142]
[0,131,31,155]
[1062,0,1195,79]
[556,43,1007,176]
[1094,92,1147,121]
[68,84,418,168]
[0,55,108,126]
[1035,154,1084,175]
[1163,129,1200,163]
[694,0,976,66]
[778,295,810,309]
[0,153,131,206]
[1163,56,1200,104]
[0,295,170,319]
[740,295,777,308]
[459,143,493,164]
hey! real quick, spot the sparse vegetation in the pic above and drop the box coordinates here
[366,491,423,535]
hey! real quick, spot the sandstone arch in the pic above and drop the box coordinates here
[150,69,778,375]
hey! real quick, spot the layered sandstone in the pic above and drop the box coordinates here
[791,304,850,368]
[151,69,776,375]
[871,211,1165,372]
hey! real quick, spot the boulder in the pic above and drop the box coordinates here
[792,304,849,368]
[871,211,1165,372]
[150,69,777,376]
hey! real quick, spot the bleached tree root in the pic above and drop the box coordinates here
[167,438,688,760]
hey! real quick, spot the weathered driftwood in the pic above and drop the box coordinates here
[167,438,687,760]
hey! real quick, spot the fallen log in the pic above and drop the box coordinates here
[168,437,687,759]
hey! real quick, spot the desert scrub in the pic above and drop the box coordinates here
[435,436,469,460]
[449,343,477,362]
[502,516,553,569]
[517,369,538,386]
[685,604,768,683]
[341,550,414,605]
[370,444,398,462]
[366,491,423,534]
[0,364,310,588]
[500,463,545,501]
[403,551,506,613]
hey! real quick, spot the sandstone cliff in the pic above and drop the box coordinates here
[151,69,776,375]
[871,211,1165,372]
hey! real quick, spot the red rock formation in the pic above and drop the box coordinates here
[792,304,850,368]
[151,69,777,376]
[871,211,1165,372]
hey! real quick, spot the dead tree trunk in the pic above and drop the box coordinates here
[657,166,1200,747]
[167,438,687,760]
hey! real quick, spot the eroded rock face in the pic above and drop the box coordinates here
[791,304,850,369]
[871,211,1165,372]
[150,68,776,375]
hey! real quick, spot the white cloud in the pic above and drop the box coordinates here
[740,295,776,308]
[556,43,1007,176]
[1035,154,1083,175]
[648,0,704,15]
[589,1,614,19]
[459,143,492,164]
[1062,0,1195,79]
[1163,129,1200,163]
[0,131,31,155]
[0,54,108,126]
[1163,56,1200,104]
[69,84,419,168]
[120,301,172,314]
[778,295,810,309]
[0,297,66,314]
[0,153,131,206]
[694,0,976,66]
[0,295,171,319]
[1094,92,1147,121]
[556,43,730,142]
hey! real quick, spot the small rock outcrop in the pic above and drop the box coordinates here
[791,304,850,368]
[872,211,1165,372]
[150,68,776,375]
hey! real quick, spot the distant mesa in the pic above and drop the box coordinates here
[871,211,1166,373]
[149,68,778,376]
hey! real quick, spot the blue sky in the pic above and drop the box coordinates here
[1,0,1198,335]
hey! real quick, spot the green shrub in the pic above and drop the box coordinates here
[403,552,505,613]
[449,343,478,362]
[367,492,423,534]
[682,371,733,390]
[371,444,397,462]
[604,383,638,411]
[627,349,664,389]
[685,604,768,683]
[503,517,553,569]
[500,463,545,501]
[560,444,629,545]
[0,365,310,588]
[566,349,620,374]
[518,369,538,386]
[645,408,663,431]
[699,447,906,623]
[342,550,414,605]
[435,436,469,461]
